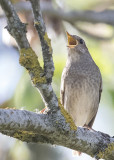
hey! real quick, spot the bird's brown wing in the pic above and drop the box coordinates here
[60,89,65,106]
[88,78,102,128]
[99,78,102,103]
[60,68,66,106]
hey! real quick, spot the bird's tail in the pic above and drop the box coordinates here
[72,150,81,156]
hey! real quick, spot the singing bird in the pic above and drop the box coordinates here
[60,32,102,132]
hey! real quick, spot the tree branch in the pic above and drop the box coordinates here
[43,8,114,25]
[1,1,114,40]
[0,109,114,160]
[0,0,114,160]
[12,2,114,26]
[14,2,114,40]
[0,0,58,111]
[29,0,54,83]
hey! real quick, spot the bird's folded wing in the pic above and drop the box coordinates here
[99,77,102,102]
[60,69,66,106]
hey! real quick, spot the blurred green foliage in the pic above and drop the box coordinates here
[65,0,100,9]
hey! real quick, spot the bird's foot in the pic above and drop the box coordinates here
[72,150,81,157]
[39,107,48,114]
[83,125,96,132]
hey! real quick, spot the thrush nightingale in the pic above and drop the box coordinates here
[60,32,102,153]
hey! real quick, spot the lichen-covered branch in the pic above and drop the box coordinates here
[0,0,58,111]
[0,109,114,160]
[29,0,54,83]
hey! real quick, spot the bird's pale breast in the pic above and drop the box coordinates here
[60,58,101,127]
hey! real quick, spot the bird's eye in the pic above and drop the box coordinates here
[79,39,83,44]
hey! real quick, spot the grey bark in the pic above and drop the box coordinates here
[0,109,114,160]
[30,0,54,83]
[0,0,58,111]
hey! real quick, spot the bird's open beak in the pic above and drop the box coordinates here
[66,32,78,48]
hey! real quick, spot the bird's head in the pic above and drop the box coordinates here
[66,32,88,56]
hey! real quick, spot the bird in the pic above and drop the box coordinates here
[60,32,102,155]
